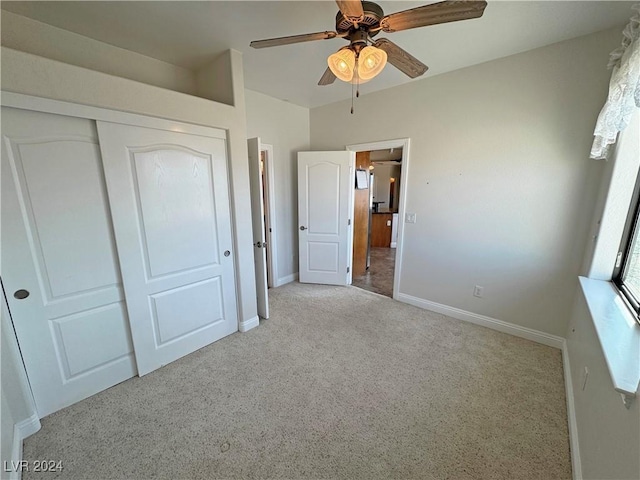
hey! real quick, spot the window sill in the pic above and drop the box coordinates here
[579,276,640,398]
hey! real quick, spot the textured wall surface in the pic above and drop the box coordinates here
[245,89,311,282]
[311,27,619,336]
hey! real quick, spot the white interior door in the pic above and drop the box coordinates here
[248,137,269,319]
[298,151,355,285]
[1,107,136,417]
[97,121,238,376]
[261,144,278,288]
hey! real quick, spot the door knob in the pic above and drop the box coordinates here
[224,250,231,257]
[14,289,29,300]
[300,226,307,231]
[254,241,263,248]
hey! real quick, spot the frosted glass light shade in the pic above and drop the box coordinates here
[350,68,371,85]
[358,46,387,80]
[328,49,356,82]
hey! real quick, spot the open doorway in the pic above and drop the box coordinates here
[347,139,410,299]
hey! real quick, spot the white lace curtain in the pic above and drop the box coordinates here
[590,3,640,160]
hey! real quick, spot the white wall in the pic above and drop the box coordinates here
[1,295,39,479]
[245,89,310,282]
[0,392,15,480]
[565,107,640,480]
[565,290,639,479]
[1,11,197,95]
[311,27,619,337]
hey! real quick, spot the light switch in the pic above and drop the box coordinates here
[405,213,416,224]
[386,220,392,226]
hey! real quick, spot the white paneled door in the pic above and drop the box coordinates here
[97,122,238,376]
[298,151,355,285]
[1,108,137,417]
[247,138,269,319]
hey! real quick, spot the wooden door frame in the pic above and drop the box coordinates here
[346,138,410,300]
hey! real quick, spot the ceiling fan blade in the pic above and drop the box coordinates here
[374,38,428,78]
[318,67,337,86]
[335,0,365,23]
[250,31,339,49]
[380,1,487,33]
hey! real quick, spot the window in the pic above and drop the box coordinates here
[612,107,640,324]
[614,167,640,323]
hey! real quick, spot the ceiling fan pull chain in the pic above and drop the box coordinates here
[356,57,360,98]
[351,80,355,114]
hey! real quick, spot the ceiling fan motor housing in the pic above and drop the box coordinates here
[348,30,369,51]
[336,1,384,36]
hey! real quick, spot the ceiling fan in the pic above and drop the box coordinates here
[250,0,488,87]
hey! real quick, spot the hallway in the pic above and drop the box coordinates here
[352,247,396,297]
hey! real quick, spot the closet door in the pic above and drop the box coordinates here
[97,122,238,376]
[1,108,136,417]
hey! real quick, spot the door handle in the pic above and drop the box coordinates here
[224,250,231,257]
[14,289,29,300]
[299,226,307,231]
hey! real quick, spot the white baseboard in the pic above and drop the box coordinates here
[390,242,397,248]
[10,413,41,480]
[238,315,259,333]
[275,273,298,287]
[395,293,565,349]
[562,340,582,480]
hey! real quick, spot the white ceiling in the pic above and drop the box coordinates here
[2,1,634,108]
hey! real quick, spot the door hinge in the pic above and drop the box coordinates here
[348,219,351,226]
[615,251,623,269]
[347,266,350,273]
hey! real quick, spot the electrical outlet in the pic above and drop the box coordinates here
[473,285,484,298]
[405,213,416,224]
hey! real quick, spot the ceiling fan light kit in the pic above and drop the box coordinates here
[357,45,387,80]
[327,45,387,82]
[251,0,487,111]
[328,47,356,82]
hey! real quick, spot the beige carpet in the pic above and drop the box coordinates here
[23,282,571,479]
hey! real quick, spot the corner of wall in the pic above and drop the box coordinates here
[564,286,640,479]
[560,337,583,480]
[228,49,246,112]
[195,49,246,109]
